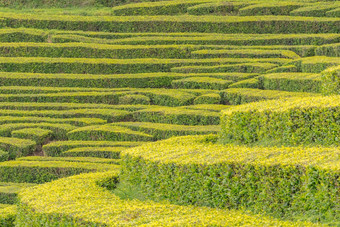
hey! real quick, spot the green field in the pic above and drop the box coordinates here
[0,0,338,226]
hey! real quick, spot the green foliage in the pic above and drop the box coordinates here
[193,93,221,104]
[0,182,36,204]
[321,65,340,95]
[0,150,9,162]
[118,94,151,105]
[11,127,52,145]
[172,77,232,90]
[220,96,340,146]
[67,125,154,142]
[0,205,16,227]
[121,135,340,224]
[16,171,317,226]
[261,73,322,93]
[0,137,36,159]
[113,122,220,140]
[0,158,118,183]
[220,88,318,105]
[228,78,261,89]
[133,106,221,125]
[187,2,247,15]
[239,3,303,16]
[43,140,142,157]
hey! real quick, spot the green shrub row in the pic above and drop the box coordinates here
[0,57,289,74]
[0,116,106,127]
[220,88,319,105]
[0,88,196,107]
[0,123,76,140]
[121,135,340,224]
[43,140,142,157]
[221,96,340,146]
[326,8,340,17]
[321,65,340,95]
[0,71,257,88]
[55,33,340,46]
[61,147,124,159]
[187,2,247,15]
[11,128,52,145]
[0,108,132,123]
[0,182,36,204]
[171,77,232,90]
[228,78,261,89]
[315,43,340,57]
[0,43,200,59]
[238,3,303,16]
[266,65,298,73]
[67,125,154,142]
[193,93,221,104]
[16,171,311,226]
[172,63,278,73]
[0,159,118,183]
[113,122,220,140]
[133,106,221,125]
[291,56,340,73]
[290,3,340,17]
[1,13,339,33]
[192,49,300,59]
[111,0,208,16]
[183,104,230,112]
[0,205,15,227]
[261,73,322,93]
[18,156,119,164]
[0,137,36,159]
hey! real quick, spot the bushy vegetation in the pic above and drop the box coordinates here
[0,0,338,226]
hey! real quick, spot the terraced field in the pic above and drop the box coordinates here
[0,0,339,226]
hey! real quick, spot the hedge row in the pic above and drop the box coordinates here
[0,101,150,111]
[56,33,340,46]
[290,4,340,17]
[266,65,298,73]
[192,49,300,59]
[171,77,232,90]
[11,128,52,145]
[326,8,340,17]
[291,56,340,73]
[0,89,196,107]
[67,125,154,142]
[121,135,339,224]
[0,108,132,123]
[261,73,322,93]
[193,93,221,104]
[221,96,340,146]
[0,137,36,159]
[16,171,317,226]
[111,0,207,16]
[220,88,319,105]
[0,43,201,59]
[0,205,15,227]
[113,122,220,140]
[18,156,119,165]
[315,43,340,57]
[0,182,36,204]
[0,159,118,183]
[172,63,278,74]
[133,106,221,125]
[0,57,289,74]
[61,147,125,159]
[187,2,247,15]
[238,3,303,16]
[43,140,143,157]
[0,72,257,88]
[0,123,76,140]
[321,65,340,95]
[183,104,230,112]
[228,78,261,89]
[0,116,106,127]
[2,13,340,33]
[0,150,9,162]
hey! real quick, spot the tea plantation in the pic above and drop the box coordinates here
[0,0,339,226]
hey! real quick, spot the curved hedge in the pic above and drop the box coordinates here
[121,135,340,224]
[16,171,319,226]
[321,65,340,95]
[220,96,340,146]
